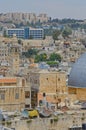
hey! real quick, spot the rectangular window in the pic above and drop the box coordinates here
[15,93,19,99]
[1,93,5,100]
[25,91,30,98]
[22,79,25,87]
[34,80,37,84]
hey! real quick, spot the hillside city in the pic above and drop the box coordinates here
[0,13,86,130]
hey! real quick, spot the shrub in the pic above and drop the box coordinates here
[26,120,32,124]
[54,117,58,122]
[2,121,5,126]
[6,121,12,126]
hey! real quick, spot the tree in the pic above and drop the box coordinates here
[18,39,22,44]
[35,53,47,63]
[47,61,59,67]
[3,30,7,37]
[35,55,40,63]
[52,30,61,42]
[49,53,61,62]
[62,27,72,38]
[43,34,46,40]
[22,49,38,58]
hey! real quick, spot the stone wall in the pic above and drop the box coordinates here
[77,88,86,101]
[68,87,86,102]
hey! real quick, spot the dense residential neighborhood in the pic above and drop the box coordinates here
[0,12,86,130]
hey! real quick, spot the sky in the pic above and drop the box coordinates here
[0,0,86,19]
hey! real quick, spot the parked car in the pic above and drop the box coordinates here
[28,109,39,118]
[21,109,29,119]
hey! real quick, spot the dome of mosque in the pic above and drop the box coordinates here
[68,53,86,88]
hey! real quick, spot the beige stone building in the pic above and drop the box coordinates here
[0,77,25,111]
[9,36,21,76]
[68,87,86,102]
[0,42,9,63]
[0,13,50,23]
[9,45,20,75]
[37,13,50,23]
[29,69,67,108]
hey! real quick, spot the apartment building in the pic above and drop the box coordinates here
[6,27,44,39]
[7,28,25,39]
[0,13,50,23]
[29,27,44,39]
[37,13,50,23]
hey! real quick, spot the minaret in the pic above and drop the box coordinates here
[9,36,20,75]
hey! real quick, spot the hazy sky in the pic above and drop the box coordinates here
[0,0,86,19]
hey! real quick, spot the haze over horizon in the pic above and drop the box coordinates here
[0,0,86,19]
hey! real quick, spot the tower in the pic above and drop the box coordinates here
[9,44,20,75]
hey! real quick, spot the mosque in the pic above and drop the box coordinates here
[68,53,86,101]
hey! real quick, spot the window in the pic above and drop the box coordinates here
[34,80,37,84]
[15,48,18,52]
[39,100,43,106]
[0,83,2,86]
[25,91,30,98]
[1,93,5,100]
[58,78,60,81]
[15,93,19,99]
[22,79,25,87]
[25,104,30,108]
[43,92,46,97]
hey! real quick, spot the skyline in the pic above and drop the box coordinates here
[0,0,86,19]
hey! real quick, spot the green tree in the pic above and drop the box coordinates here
[22,49,38,58]
[43,34,46,40]
[62,27,72,38]
[18,39,22,44]
[35,55,40,63]
[49,53,61,62]
[35,53,47,62]
[52,30,61,42]
[3,30,7,37]
[47,61,59,67]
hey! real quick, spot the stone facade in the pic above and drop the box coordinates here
[9,40,20,75]
[0,77,25,111]
[68,87,86,101]
[29,70,67,108]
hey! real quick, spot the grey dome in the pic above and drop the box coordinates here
[68,53,86,88]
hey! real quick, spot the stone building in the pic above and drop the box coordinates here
[29,69,67,108]
[0,77,25,111]
[9,36,21,75]
[0,42,9,63]
[68,53,86,102]
[0,13,50,24]
[9,44,20,75]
